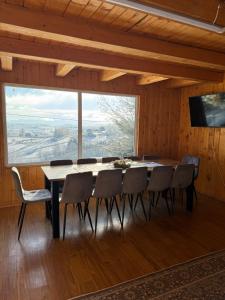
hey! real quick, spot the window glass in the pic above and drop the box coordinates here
[4,86,78,164]
[4,85,137,165]
[82,93,136,158]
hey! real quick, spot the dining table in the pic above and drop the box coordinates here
[41,159,194,238]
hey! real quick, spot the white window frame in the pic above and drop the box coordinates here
[2,83,138,166]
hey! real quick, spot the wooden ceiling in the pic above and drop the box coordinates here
[0,0,225,88]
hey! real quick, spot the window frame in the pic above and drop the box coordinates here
[2,83,139,167]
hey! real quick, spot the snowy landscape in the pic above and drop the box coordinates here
[5,86,136,164]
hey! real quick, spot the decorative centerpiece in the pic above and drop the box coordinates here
[113,159,132,169]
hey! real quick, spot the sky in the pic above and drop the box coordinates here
[5,85,135,125]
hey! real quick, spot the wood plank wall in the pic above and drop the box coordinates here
[178,79,225,201]
[0,59,180,207]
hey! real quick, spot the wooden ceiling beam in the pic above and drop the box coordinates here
[137,74,168,85]
[56,63,76,77]
[100,70,126,81]
[1,55,12,71]
[0,37,223,82]
[0,3,225,70]
[164,78,201,88]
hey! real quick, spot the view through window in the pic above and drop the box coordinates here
[4,85,137,165]
[82,93,136,158]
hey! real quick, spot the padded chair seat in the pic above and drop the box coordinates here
[23,189,52,202]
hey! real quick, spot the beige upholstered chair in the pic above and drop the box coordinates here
[122,167,148,225]
[50,160,73,166]
[171,164,195,211]
[77,158,97,164]
[181,155,200,202]
[61,172,94,239]
[93,169,122,233]
[102,156,120,163]
[123,156,141,161]
[143,154,160,160]
[147,166,174,219]
[50,159,73,193]
[11,167,52,240]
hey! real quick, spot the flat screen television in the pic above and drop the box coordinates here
[189,92,225,128]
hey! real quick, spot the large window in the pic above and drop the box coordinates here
[4,85,137,165]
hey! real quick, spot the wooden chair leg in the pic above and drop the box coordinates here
[18,203,27,240]
[63,203,68,240]
[18,203,24,226]
[95,198,100,234]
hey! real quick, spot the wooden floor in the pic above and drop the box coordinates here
[1,194,225,300]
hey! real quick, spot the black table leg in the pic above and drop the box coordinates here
[44,176,51,219]
[52,181,60,238]
[186,182,194,212]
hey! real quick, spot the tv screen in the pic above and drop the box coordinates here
[189,93,225,128]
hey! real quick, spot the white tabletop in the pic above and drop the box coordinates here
[41,159,178,181]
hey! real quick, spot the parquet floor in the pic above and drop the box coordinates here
[1,194,225,300]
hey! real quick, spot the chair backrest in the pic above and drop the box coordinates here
[122,167,148,194]
[102,156,120,163]
[11,167,24,202]
[181,155,200,179]
[123,156,140,161]
[147,166,174,192]
[143,154,160,161]
[61,172,93,203]
[50,160,73,166]
[77,158,97,165]
[171,164,195,189]
[93,169,122,198]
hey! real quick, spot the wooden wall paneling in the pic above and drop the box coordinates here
[178,79,225,201]
[0,60,180,207]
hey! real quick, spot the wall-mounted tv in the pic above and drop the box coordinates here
[189,92,225,128]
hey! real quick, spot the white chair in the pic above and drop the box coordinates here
[11,167,52,240]
[102,156,120,163]
[61,172,94,239]
[171,164,195,211]
[93,169,123,233]
[181,155,200,203]
[77,158,97,164]
[122,167,148,225]
[143,154,160,160]
[147,166,174,219]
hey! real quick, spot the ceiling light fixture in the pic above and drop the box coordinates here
[106,0,225,34]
